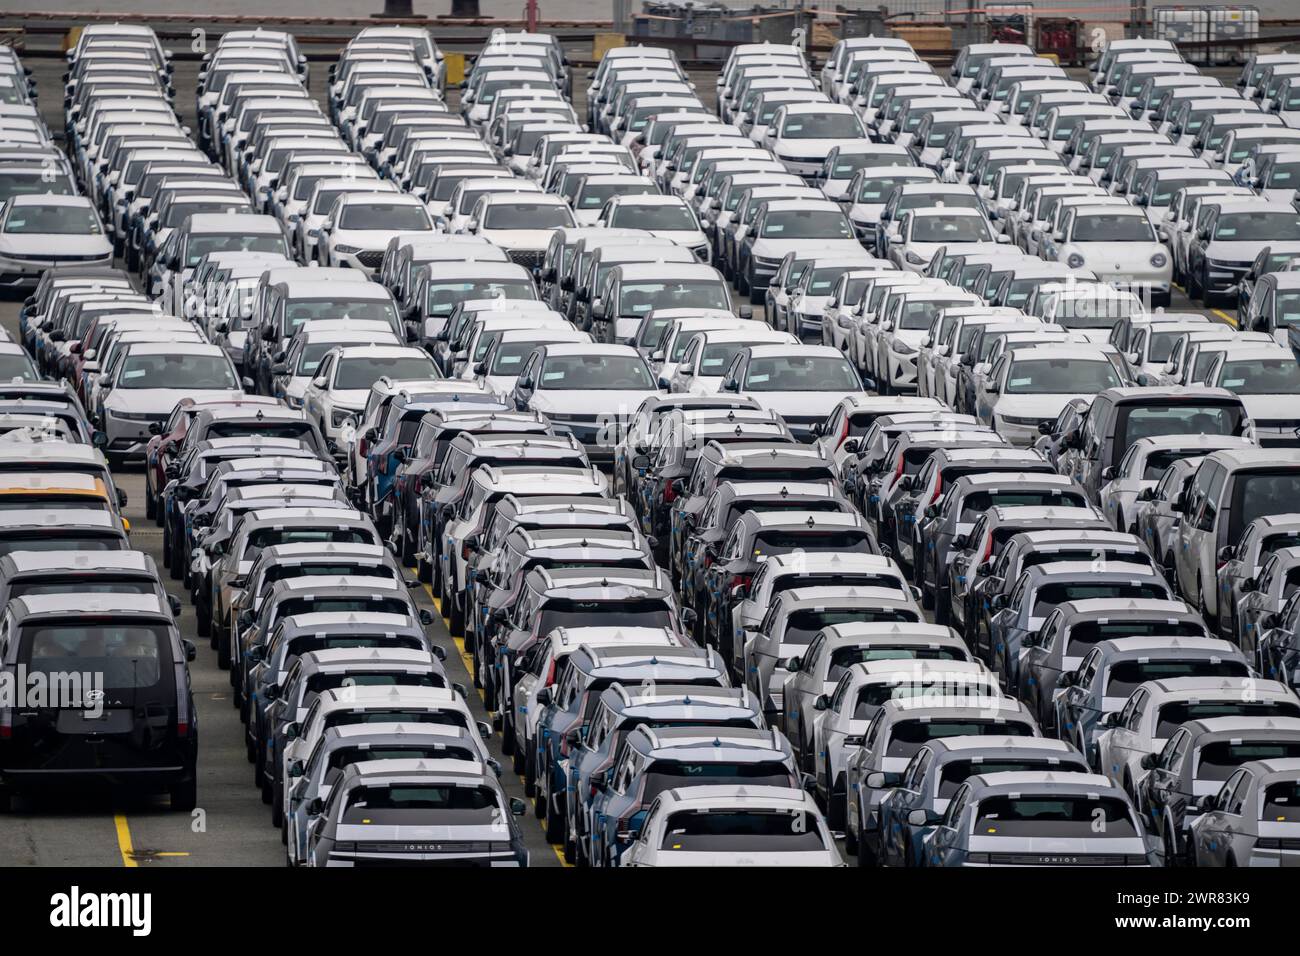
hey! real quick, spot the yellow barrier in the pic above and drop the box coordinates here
[593,32,625,62]
[445,52,465,86]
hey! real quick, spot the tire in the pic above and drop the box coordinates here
[843,804,860,855]
[544,787,564,843]
[168,529,185,581]
[170,775,197,813]
[144,488,156,520]
[270,780,284,829]
[1163,820,1181,867]
[195,605,210,638]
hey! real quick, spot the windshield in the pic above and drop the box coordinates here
[618,280,729,316]
[1005,358,1121,394]
[857,175,929,203]
[483,202,573,229]
[910,216,990,243]
[659,809,826,852]
[540,353,652,390]
[1072,213,1154,242]
[162,200,250,228]
[5,204,100,235]
[1215,211,1300,241]
[286,298,398,331]
[743,355,860,391]
[762,209,853,240]
[119,352,237,389]
[534,599,673,633]
[335,354,437,390]
[186,233,287,268]
[426,280,537,316]
[339,202,432,231]
[0,353,37,381]
[576,183,656,210]
[1217,358,1300,394]
[608,204,696,231]
[641,761,792,806]
[1051,292,1141,327]
[781,112,863,139]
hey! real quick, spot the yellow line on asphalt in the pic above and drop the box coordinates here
[114,814,137,868]
[420,576,570,867]
[155,852,190,857]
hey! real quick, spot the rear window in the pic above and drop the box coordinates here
[751,529,874,556]
[1231,471,1300,544]
[1113,403,1243,462]
[1263,780,1300,822]
[1029,582,1167,618]
[535,598,673,634]
[938,757,1084,798]
[1105,658,1250,698]
[659,809,826,852]
[1196,739,1300,781]
[1155,700,1300,740]
[340,783,497,825]
[1065,620,1203,658]
[305,671,441,693]
[324,708,467,731]
[885,718,1034,757]
[781,607,918,647]
[0,535,127,556]
[827,644,966,681]
[641,760,792,805]
[973,794,1138,837]
[23,623,168,688]
[327,743,476,771]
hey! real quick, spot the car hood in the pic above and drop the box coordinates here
[738,390,854,417]
[752,237,863,257]
[1203,239,1268,266]
[334,228,424,250]
[0,234,112,256]
[107,387,243,414]
[1240,393,1300,419]
[480,228,555,250]
[994,392,1093,420]
[528,389,655,418]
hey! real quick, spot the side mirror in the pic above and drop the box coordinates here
[784,655,802,672]
[907,808,935,826]
[1056,671,1077,688]
[1218,546,1235,562]
[840,438,859,455]
[509,797,527,816]
[813,694,830,711]
[418,608,435,626]
[181,639,196,663]
[1242,577,1258,593]
[307,797,323,817]
[1140,753,1156,771]
[1100,466,1116,481]
[535,687,552,707]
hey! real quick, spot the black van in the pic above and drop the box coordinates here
[0,593,197,809]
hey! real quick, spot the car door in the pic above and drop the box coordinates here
[1057,647,1100,740]
[1195,768,1248,866]
[1103,686,1149,787]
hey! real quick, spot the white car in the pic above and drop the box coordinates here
[975,343,1128,446]
[621,785,842,868]
[1048,204,1172,307]
[888,206,1007,272]
[99,342,242,464]
[300,343,439,454]
[598,194,709,260]
[666,327,798,395]
[1032,282,1146,343]
[722,343,868,440]
[740,198,863,303]
[0,195,113,288]
[762,102,868,179]
[467,192,576,268]
[473,326,593,399]
[875,288,981,394]
[1205,345,1300,446]
[317,192,435,275]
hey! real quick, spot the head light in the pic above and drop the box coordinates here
[1150,252,1167,268]
[1066,253,1085,269]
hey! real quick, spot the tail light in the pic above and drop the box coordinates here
[894,455,905,482]
[177,719,189,738]
[663,477,676,503]
[544,657,556,688]
[730,573,752,595]
[836,415,850,449]
[0,707,10,739]
[981,532,993,566]
[358,437,370,459]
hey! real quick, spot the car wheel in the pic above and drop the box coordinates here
[447,592,464,637]
[545,788,564,843]
[271,780,284,829]
[144,488,156,520]
[1163,819,1181,867]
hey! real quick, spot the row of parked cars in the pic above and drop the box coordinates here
[7,21,1300,868]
